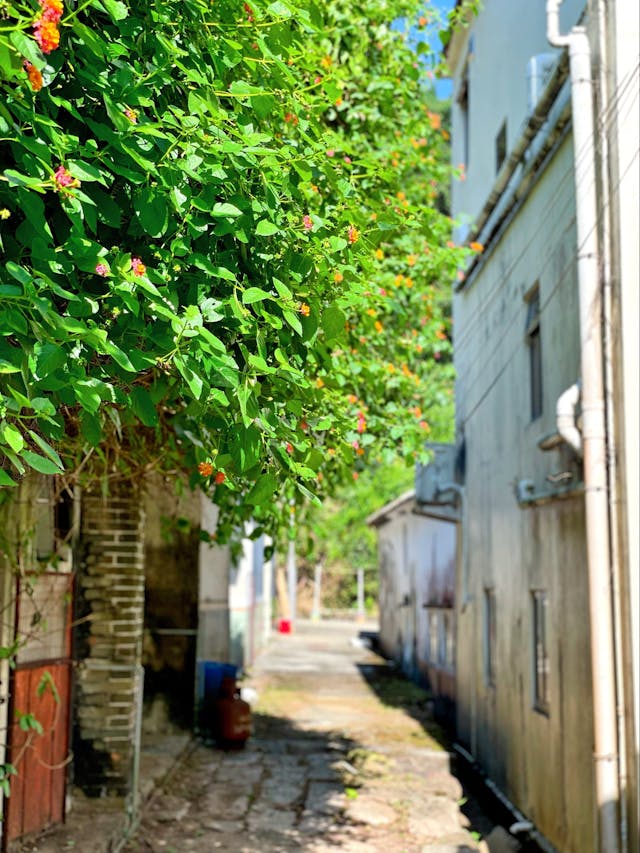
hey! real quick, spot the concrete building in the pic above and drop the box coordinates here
[448,1,638,852]
[369,486,458,725]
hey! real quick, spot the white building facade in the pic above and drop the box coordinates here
[448,1,638,851]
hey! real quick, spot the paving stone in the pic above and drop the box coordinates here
[422,768,464,800]
[422,845,479,853]
[297,812,341,835]
[198,788,251,819]
[346,795,398,826]
[149,794,190,822]
[259,779,305,807]
[408,796,464,840]
[247,806,297,833]
[305,780,346,815]
[305,752,341,781]
[216,763,263,785]
[201,818,246,833]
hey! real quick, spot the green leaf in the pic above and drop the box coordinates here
[255,220,279,236]
[28,430,63,469]
[0,468,18,487]
[66,160,107,184]
[131,387,159,427]
[6,262,32,286]
[135,187,169,237]
[321,305,346,341]
[174,355,204,400]
[233,425,261,472]
[101,0,128,20]
[21,450,63,475]
[211,203,243,218]
[9,30,45,69]
[245,473,277,506]
[282,309,303,335]
[0,423,23,453]
[242,287,272,305]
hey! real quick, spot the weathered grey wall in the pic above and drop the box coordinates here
[451,72,596,853]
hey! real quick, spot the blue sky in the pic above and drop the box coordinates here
[392,0,457,100]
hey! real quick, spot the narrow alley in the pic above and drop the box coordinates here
[121,620,497,853]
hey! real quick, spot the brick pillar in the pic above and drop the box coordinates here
[74,485,145,797]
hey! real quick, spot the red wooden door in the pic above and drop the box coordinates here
[4,574,73,844]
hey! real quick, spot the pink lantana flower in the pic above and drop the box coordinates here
[54,165,79,190]
[131,257,146,277]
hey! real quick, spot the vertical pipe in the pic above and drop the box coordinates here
[311,561,323,621]
[546,4,620,850]
[595,3,629,848]
[356,568,365,622]
[287,540,297,625]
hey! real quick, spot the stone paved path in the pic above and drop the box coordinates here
[121,619,494,853]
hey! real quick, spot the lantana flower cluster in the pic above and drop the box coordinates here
[33,0,64,54]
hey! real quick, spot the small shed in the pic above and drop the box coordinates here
[368,489,458,724]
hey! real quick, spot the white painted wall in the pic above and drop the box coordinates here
[449,3,609,850]
[448,0,583,229]
[375,498,456,701]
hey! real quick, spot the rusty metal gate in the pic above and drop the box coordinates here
[4,572,73,844]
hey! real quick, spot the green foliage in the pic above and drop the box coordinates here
[0,0,473,540]
[297,459,418,609]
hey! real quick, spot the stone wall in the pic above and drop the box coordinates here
[74,486,145,797]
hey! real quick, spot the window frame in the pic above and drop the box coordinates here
[525,284,543,421]
[495,120,507,172]
[531,589,550,714]
[483,587,497,687]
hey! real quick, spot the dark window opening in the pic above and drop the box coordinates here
[525,285,543,420]
[532,590,550,713]
[496,120,507,172]
[484,587,496,687]
[457,73,469,168]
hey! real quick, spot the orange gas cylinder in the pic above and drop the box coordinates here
[214,677,251,745]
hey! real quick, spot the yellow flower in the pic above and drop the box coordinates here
[374,248,384,260]
[320,55,332,69]
[334,271,344,283]
[0,209,11,220]
[374,321,383,333]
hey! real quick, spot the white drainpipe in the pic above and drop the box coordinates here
[547,4,620,852]
[556,382,582,455]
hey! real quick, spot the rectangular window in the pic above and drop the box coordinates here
[525,285,543,420]
[428,610,439,663]
[484,588,496,686]
[495,121,507,172]
[532,590,550,713]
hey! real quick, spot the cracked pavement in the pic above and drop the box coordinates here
[122,619,495,853]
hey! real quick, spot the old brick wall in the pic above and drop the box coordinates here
[74,486,145,797]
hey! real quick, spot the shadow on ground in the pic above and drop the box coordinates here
[122,712,404,853]
[356,655,496,846]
